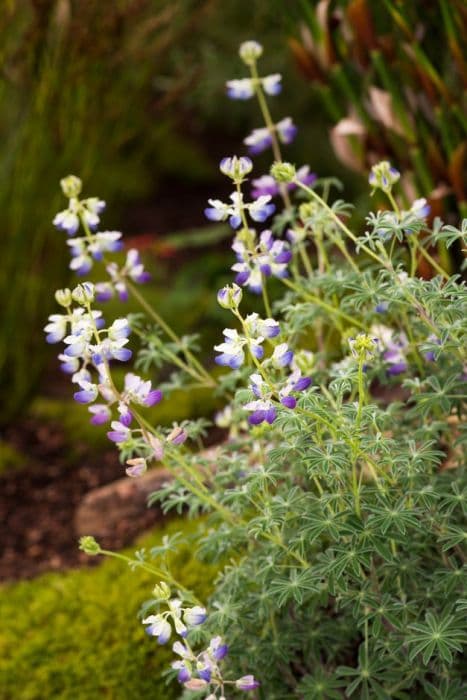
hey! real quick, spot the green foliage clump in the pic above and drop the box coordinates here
[0,517,215,700]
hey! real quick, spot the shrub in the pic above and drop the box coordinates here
[45,41,466,699]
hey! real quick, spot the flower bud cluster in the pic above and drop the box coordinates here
[53,175,106,237]
[142,586,259,695]
[368,160,400,193]
[52,175,150,292]
[44,283,164,466]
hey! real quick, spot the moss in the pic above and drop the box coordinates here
[0,518,215,700]
[29,397,110,453]
[0,440,26,474]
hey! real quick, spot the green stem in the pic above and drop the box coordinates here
[126,280,215,387]
[294,179,390,269]
[250,62,292,210]
[98,548,201,604]
[261,277,272,317]
[281,277,367,330]
[298,243,313,278]
[351,356,366,517]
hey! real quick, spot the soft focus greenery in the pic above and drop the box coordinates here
[0,517,214,700]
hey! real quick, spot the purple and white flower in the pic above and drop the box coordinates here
[249,195,275,223]
[231,231,291,293]
[123,372,162,407]
[244,313,280,339]
[73,377,99,404]
[88,403,112,425]
[100,249,151,302]
[372,324,408,374]
[214,329,248,368]
[271,343,294,368]
[276,117,297,144]
[143,615,172,644]
[53,196,105,235]
[226,78,255,100]
[205,191,274,230]
[107,415,132,444]
[167,426,188,445]
[236,675,261,691]
[208,636,229,661]
[183,606,207,627]
[279,370,312,408]
[244,399,277,425]
[125,457,147,478]
[244,126,273,155]
[410,198,431,219]
[262,73,282,95]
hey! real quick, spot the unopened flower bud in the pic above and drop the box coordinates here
[72,282,95,305]
[270,161,296,184]
[217,283,243,310]
[55,288,72,307]
[236,675,260,691]
[147,433,164,460]
[368,161,400,193]
[348,333,378,360]
[153,581,171,600]
[298,202,317,220]
[167,426,187,445]
[239,40,263,65]
[220,156,253,183]
[60,174,82,199]
[79,535,101,555]
[125,457,147,478]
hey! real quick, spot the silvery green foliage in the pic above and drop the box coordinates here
[51,42,466,699]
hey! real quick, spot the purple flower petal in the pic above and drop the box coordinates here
[145,390,163,407]
[281,396,296,409]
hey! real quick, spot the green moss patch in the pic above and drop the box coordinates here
[0,518,214,700]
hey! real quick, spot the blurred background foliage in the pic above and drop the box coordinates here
[1,0,465,428]
[283,0,467,221]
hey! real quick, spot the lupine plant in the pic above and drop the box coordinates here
[47,41,466,699]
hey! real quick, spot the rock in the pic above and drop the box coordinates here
[74,467,173,547]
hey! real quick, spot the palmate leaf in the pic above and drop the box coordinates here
[423,678,467,700]
[337,645,390,699]
[439,481,467,516]
[317,545,372,581]
[297,667,343,699]
[437,525,467,551]
[268,566,322,607]
[407,611,467,665]
[367,498,422,536]
[301,506,343,543]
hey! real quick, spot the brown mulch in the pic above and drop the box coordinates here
[0,417,160,582]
